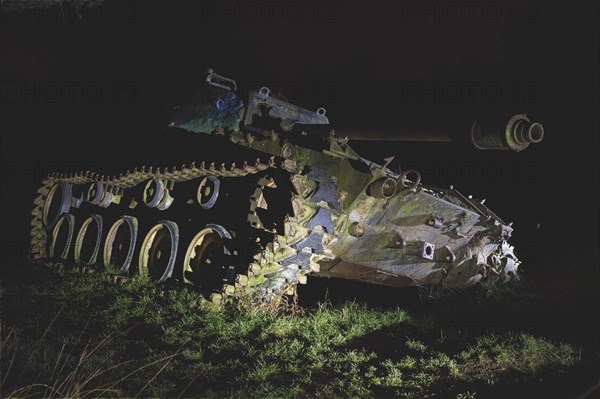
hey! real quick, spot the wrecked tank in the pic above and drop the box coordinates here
[30,69,544,303]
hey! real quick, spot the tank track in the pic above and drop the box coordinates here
[30,157,338,305]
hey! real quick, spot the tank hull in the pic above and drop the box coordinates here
[29,69,530,303]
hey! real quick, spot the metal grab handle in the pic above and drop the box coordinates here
[205,68,237,91]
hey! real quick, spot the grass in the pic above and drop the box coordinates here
[0,263,589,398]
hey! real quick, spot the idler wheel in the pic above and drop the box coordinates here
[98,188,114,208]
[49,214,75,259]
[139,221,179,282]
[143,178,165,208]
[74,214,103,265]
[103,216,138,273]
[43,182,72,228]
[197,176,220,209]
[182,224,234,291]
[87,181,105,205]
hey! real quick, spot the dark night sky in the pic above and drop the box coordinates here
[1,0,598,286]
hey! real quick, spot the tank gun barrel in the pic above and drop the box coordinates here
[336,114,544,152]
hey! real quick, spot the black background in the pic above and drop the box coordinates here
[1,0,598,369]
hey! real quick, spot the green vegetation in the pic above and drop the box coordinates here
[0,264,584,398]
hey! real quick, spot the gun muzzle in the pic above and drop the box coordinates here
[471,114,544,151]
